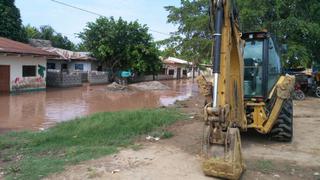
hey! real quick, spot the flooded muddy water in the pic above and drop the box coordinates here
[0,80,198,132]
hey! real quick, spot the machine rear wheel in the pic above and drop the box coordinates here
[270,99,293,142]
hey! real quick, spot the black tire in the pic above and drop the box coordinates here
[315,86,320,98]
[270,99,293,142]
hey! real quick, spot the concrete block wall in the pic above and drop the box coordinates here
[88,71,109,85]
[132,75,175,82]
[47,71,82,87]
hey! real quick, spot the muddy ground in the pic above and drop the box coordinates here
[46,95,320,180]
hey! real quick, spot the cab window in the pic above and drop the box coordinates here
[268,39,281,92]
[243,40,264,97]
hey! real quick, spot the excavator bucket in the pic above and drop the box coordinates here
[202,127,245,180]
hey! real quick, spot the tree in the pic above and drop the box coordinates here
[163,0,212,65]
[0,0,26,41]
[79,17,162,75]
[23,24,41,39]
[238,0,320,68]
[24,25,75,50]
[164,0,320,68]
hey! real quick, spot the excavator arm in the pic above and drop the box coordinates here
[199,0,246,179]
[198,1,295,179]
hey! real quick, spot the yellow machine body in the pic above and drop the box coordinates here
[197,0,295,179]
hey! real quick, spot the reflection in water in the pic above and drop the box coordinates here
[0,80,198,132]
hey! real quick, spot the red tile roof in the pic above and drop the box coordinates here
[0,37,57,57]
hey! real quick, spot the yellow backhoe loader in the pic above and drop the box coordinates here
[197,0,295,179]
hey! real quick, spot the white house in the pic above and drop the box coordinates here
[0,37,57,93]
[41,47,97,72]
[162,57,194,79]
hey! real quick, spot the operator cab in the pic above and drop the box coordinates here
[242,32,282,99]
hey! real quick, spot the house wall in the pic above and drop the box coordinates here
[164,64,189,79]
[47,59,67,70]
[48,60,98,73]
[0,55,47,92]
[68,61,93,72]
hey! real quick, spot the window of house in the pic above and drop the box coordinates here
[183,70,187,75]
[75,64,84,71]
[169,69,175,75]
[22,66,36,77]
[62,64,68,70]
[47,63,56,69]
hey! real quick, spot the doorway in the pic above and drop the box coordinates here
[0,65,10,93]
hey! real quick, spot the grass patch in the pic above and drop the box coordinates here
[161,131,174,139]
[0,108,183,180]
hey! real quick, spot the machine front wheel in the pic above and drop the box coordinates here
[270,99,293,142]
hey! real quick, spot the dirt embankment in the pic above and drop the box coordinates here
[46,96,320,180]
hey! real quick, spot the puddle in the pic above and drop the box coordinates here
[0,80,198,132]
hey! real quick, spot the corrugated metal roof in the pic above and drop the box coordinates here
[41,47,96,61]
[0,37,57,57]
[163,57,192,65]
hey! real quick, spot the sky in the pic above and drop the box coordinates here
[15,0,180,44]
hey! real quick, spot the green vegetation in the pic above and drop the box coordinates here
[23,25,76,50]
[161,131,174,139]
[79,17,162,76]
[0,0,26,42]
[162,0,320,68]
[0,108,183,180]
[159,0,212,65]
[238,0,320,68]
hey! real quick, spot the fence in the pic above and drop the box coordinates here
[47,71,82,87]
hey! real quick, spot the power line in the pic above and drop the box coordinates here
[49,0,171,36]
[50,0,104,17]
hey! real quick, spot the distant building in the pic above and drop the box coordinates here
[29,39,98,73]
[0,37,57,93]
[161,57,194,79]
[41,47,98,72]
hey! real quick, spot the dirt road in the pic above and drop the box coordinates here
[47,95,320,180]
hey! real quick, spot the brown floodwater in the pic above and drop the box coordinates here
[0,80,198,133]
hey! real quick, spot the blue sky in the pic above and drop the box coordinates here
[15,0,180,44]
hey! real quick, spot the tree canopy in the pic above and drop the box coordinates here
[24,25,75,50]
[79,17,162,75]
[163,0,320,68]
[0,0,26,42]
[238,0,320,68]
[159,0,212,65]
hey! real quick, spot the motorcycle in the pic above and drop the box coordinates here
[293,84,305,100]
